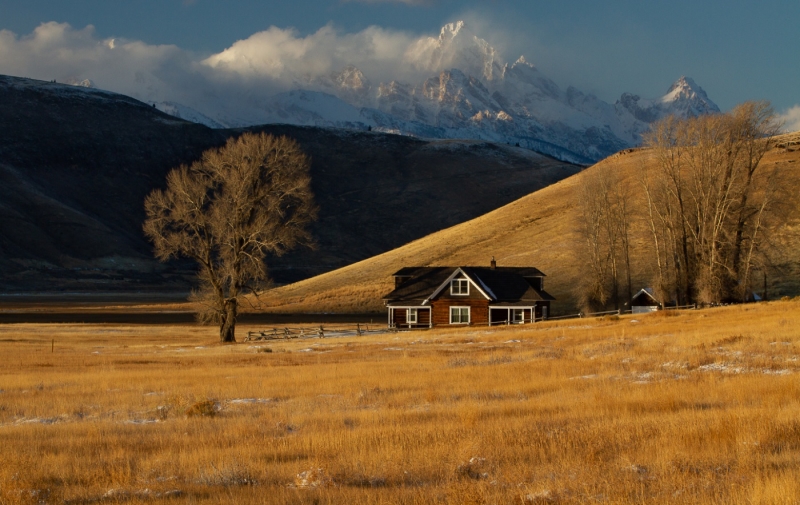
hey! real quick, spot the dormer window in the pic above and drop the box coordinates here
[451,278,469,295]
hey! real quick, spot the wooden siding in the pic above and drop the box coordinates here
[431,299,490,326]
[392,309,405,327]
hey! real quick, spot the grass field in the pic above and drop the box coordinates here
[2,300,800,504]
[255,131,800,315]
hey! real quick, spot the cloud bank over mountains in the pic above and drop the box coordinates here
[1,20,791,161]
[0,21,468,103]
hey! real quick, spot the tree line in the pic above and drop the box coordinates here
[577,101,784,310]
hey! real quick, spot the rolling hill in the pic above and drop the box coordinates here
[0,75,580,293]
[256,132,800,315]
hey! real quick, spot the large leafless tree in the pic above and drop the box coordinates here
[642,101,781,304]
[144,133,317,342]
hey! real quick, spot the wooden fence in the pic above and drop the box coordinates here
[245,323,393,341]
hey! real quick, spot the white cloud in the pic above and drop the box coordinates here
[202,24,431,86]
[0,21,449,96]
[779,105,800,133]
[0,22,195,104]
[0,20,516,125]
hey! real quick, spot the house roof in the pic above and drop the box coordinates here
[384,266,555,306]
[631,288,660,305]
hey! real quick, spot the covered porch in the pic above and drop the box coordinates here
[387,305,431,329]
[488,304,548,326]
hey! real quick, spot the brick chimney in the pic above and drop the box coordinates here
[490,256,496,270]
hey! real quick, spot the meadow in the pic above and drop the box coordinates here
[1,300,800,504]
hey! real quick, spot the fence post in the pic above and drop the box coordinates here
[319,325,324,338]
[357,323,362,336]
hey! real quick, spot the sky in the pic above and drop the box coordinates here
[1,0,798,128]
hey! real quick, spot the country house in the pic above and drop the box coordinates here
[383,259,555,328]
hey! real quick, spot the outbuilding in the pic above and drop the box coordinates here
[631,288,661,314]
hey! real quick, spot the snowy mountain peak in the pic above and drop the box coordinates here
[334,65,370,92]
[439,21,467,41]
[616,76,719,126]
[660,76,720,115]
[408,21,502,81]
[663,76,704,102]
[514,55,531,67]
[135,22,723,164]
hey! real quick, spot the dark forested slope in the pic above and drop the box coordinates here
[0,75,580,292]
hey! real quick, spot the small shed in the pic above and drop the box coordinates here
[631,288,660,314]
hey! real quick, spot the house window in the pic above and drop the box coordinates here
[450,278,469,295]
[512,309,525,323]
[450,306,470,324]
[407,308,418,324]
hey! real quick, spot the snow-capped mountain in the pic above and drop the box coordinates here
[115,21,720,164]
[616,76,720,123]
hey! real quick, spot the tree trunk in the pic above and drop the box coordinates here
[219,298,238,343]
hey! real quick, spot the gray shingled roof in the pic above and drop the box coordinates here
[383,266,555,306]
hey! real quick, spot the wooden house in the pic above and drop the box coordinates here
[383,259,555,328]
[631,288,661,314]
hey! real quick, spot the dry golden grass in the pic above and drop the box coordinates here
[2,300,800,503]
[256,132,800,314]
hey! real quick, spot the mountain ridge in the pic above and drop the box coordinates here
[138,22,720,164]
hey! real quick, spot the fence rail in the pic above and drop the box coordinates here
[245,323,392,341]
[663,304,698,311]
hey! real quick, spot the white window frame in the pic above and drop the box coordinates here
[450,306,470,324]
[512,308,525,323]
[407,308,418,324]
[450,278,470,296]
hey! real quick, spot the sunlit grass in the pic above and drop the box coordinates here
[1,300,799,503]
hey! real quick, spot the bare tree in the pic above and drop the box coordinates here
[576,164,632,311]
[144,133,317,342]
[577,171,610,311]
[642,101,781,304]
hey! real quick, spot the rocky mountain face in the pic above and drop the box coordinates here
[0,74,580,293]
[151,21,720,165]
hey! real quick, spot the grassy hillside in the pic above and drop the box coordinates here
[258,132,800,314]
